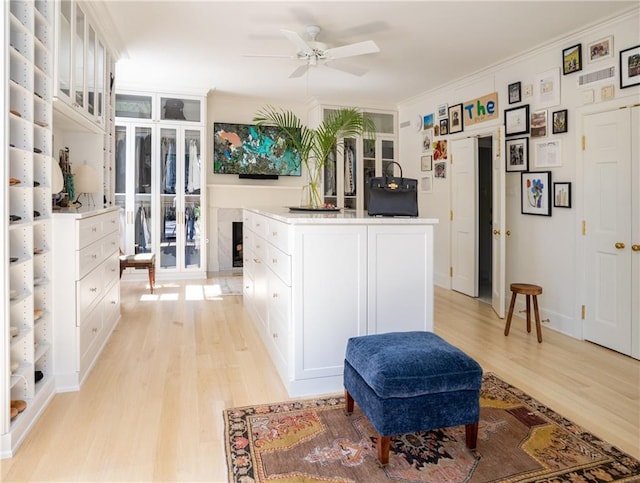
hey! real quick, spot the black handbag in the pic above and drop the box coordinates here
[367,161,418,217]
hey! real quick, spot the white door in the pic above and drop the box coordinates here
[451,137,478,297]
[492,127,507,318]
[583,108,632,355]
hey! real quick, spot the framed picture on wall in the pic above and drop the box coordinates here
[508,81,521,104]
[552,109,568,134]
[439,118,449,135]
[521,171,552,216]
[448,104,464,134]
[505,137,529,172]
[421,154,433,171]
[530,109,548,138]
[504,105,530,136]
[562,43,583,75]
[587,36,613,63]
[620,44,640,89]
[553,182,571,208]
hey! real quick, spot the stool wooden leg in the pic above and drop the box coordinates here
[377,435,390,467]
[533,295,543,343]
[525,295,532,333]
[465,422,478,450]
[504,292,517,336]
[344,390,354,415]
[148,265,155,294]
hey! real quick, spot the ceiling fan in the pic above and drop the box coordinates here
[248,25,380,78]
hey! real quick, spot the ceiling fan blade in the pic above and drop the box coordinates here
[281,29,313,55]
[324,40,380,61]
[243,54,296,59]
[325,61,368,77]
[289,64,310,78]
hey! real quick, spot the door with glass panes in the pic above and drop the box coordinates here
[115,123,204,275]
[158,126,204,272]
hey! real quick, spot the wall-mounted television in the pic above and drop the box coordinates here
[213,122,302,177]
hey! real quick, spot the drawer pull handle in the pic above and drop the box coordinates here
[111,300,116,304]
[272,333,278,339]
[272,231,277,236]
[92,227,97,232]
[253,258,261,263]
[91,254,98,259]
[92,328,98,333]
[272,293,278,298]
[90,287,98,292]
[272,258,277,264]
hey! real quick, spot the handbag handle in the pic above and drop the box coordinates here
[384,161,404,179]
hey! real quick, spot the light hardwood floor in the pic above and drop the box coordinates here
[1,277,639,481]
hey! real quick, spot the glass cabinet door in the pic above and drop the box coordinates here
[114,125,127,250]
[74,5,85,107]
[159,128,177,269]
[96,41,104,120]
[343,138,357,209]
[86,25,95,116]
[363,139,376,211]
[183,130,201,269]
[57,0,72,98]
[160,97,201,122]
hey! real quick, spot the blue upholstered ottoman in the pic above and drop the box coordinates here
[344,331,483,466]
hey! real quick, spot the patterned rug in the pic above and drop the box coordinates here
[224,373,640,482]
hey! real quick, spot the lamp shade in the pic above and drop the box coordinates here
[51,161,64,193]
[74,162,100,193]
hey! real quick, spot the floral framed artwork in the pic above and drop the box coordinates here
[534,139,562,168]
[448,104,463,134]
[553,182,571,208]
[504,104,530,136]
[552,109,568,134]
[521,171,552,216]
[620,44,640,89]
[588,36,613,63]
[508,81,521,104]
[439,118,449,135]
[433,140,448,160]
[530,109,548,138]
[505,137,528,172]
[562,44,583,75]
[421,154,433,172]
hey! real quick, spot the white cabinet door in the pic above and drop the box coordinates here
[368,225,434,333]
[293,225,367,380]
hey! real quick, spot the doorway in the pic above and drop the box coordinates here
[477,136,493,304]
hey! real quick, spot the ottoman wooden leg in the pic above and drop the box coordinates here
[377,435,390,467]
[344,390,354,415]
[465,422,478,449]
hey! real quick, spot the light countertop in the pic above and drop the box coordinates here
[247,207,439,225]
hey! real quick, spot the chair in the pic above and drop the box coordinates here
[119,250,156,294]
[504,283,543,342]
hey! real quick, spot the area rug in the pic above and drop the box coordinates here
[213,275,243,295]
[224,373,640,482]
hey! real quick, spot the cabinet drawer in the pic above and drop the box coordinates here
[79,304,103,361]
[268,272,291,319]
[267,244,291,286]
[103,250,120,286]
[76,266,104,324]
[252,234,267,262]
[268,307,289,366]
[102,230,119,257]
[77,216,104,249]
[250,213,268,238]
[102,210,120,236]
[267,218,291,254]
[102,281,120,330]
[78,238,103,280]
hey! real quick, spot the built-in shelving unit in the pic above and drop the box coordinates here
[2,0,57,458]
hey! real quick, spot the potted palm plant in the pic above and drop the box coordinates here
[254,106,375,208]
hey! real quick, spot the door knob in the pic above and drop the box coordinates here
[493,229,500,235]
[506,230,511,236]
[615,242,625,249]
[632,244,640,252]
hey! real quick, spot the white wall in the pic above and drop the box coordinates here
[205,92,309,271]
[397,9,640,338]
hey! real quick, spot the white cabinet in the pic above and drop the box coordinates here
[243,209,437,397]
[52,207,121,391]
[114,90,206,279]
[311,106,397,211]
[2,0,56,459]
[53,0,109,130]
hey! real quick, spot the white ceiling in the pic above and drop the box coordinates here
[99,1,637,105]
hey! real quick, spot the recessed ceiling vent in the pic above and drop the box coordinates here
[577,66,615,86]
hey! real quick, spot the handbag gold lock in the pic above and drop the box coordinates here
[388,182,398,189]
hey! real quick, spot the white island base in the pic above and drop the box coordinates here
[242,208,439,397]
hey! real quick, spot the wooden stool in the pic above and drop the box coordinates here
[504,283,543,343]
[119,252,156,294]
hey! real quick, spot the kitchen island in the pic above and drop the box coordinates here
[242,207,439,397]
